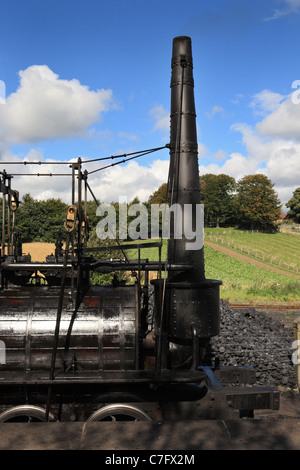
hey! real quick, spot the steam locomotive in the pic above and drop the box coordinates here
[0,36,279,423]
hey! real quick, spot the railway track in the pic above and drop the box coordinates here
[228,302,300,312]
[228,301,300,328]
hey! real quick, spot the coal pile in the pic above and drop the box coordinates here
[207,300,297,389]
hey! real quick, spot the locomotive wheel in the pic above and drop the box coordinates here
[85,404,152,422]
[0,405,55,423]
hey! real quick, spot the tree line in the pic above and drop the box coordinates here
[1,173,299,244]
[148,174,300,231]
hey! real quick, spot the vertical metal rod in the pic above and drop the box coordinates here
[158,243,162,318]
[49,233,70,380]
[12,212,15,237]
[83,170,88,248]
[70,162,77,294]
[155,242,164,374]
[46,233,71,421]
[135,284,140,370]
[71,164,75,205]
[138,247,141,285]
[169,61,185,270]
[63,162,85,373]
[50,234,69,380]
[7,176,11,255]
[77,158,82,252]
[84,171,87,218]
[2,172,6,254]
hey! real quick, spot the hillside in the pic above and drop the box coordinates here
[205,228,300,275]
[125,229,300,302]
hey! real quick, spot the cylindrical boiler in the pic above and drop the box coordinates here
[0,285,139,372]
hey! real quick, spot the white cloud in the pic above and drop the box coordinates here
[206,105,225,120]
[0,65,114,144]
[149,105,169,132]
[232,122,286,162]
[198,142,207,157]
[229,120,300,205]
[249,89,285,115]
[0,80,6,104]
[256,92,300,140]
[199,152,258,182]
[263,147,300,186]
[196,87,300,206]
[117,132,137,141]
[264,0,300,20]
[212,149,227,161]
[0,143,19,163]
[231,94,245,105]
[2,73,299,211]
[280,0,300,9]
[0,147,170,204]
[87,158,170,203]
[0,147,73,201]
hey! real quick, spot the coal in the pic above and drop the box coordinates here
[146,286,297,389]
[206,300,297,389]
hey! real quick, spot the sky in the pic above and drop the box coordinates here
[0,0,300,210]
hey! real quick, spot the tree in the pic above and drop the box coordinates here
[86,199,100,233]
[235,174,281,232]
[13,194,42,242]
[40,198,68,242]
[14,194,67,242]
[286,187,300,223]
[148,183,168,205]
[200,174,236,227]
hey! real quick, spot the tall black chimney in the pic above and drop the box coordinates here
[153,37,222,370]
[168,36,204,283]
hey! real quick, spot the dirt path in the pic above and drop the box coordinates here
[205,241,300,279]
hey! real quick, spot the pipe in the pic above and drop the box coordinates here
[152,37,222,366]
[168,36,204,283]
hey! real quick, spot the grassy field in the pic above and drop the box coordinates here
[22,229,300,302]
[203,245,300,302]
[205,227,300,275]
[125,230,300,302]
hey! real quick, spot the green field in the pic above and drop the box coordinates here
[204,245,300,302]
[205,227,300,275]
[126,229,300,302]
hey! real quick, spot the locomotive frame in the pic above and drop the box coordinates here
[0,36,279,423]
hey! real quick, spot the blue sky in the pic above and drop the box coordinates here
[0,0,300,207]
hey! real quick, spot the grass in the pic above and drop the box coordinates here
[126,239,167,262]
[203,245,300,302]
[205,227,300,274]
[22,232,300,302]
[125,235,300,302]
